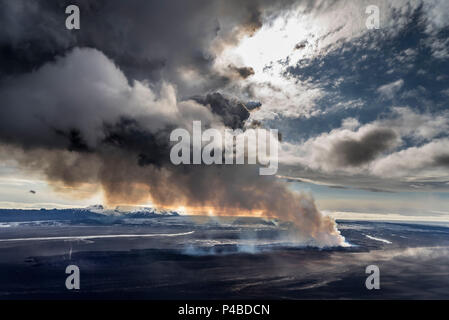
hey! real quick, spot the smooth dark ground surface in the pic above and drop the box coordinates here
[1,212,449,299]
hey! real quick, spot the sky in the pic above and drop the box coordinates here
[0,0,448,222]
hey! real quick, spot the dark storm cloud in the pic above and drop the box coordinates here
[332,128,398,167]
[0,0,73,75]
[0,0,298,96]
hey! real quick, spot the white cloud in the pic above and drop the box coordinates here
[279,107,449,182]
[216,0,448,120]
[377,79,404,100]
[421,0,449,34]
[383,107,449,142]
[370,138,449,178]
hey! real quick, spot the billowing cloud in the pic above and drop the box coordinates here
[280,122,400,173]
[0,0,299,96]
[370,138,449,178]
[278,107,449,190]
[0,48,223,150]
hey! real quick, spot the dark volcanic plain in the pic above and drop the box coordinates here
[0,210,448,299]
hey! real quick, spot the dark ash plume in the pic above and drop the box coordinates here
[192,92,257,129]
[0,0,345,247]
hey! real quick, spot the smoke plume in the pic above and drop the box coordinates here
[0,0,346,247]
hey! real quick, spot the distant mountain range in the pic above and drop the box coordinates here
[0,205,179,223]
